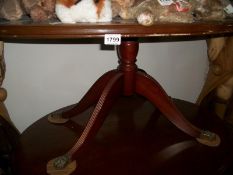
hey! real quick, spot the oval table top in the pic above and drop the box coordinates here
[0,18,233,40]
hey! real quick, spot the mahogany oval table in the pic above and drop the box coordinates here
[1,18,233,175]
[0,18,233,40]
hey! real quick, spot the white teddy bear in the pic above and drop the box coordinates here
[56,0,112,23]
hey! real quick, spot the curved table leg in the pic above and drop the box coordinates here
[47,73,124,174]
[47,40,221,175]
[48,70,118,124]
[135,71,220,146]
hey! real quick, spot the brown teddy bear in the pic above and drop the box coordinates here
[0,0,24,21]
[0,0,56,22]
[111,0,226,26]
[22,0,56,22]
[112,0,194,26]
[111,0,135,18]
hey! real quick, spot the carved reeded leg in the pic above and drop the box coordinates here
[47,40,220,174]
[48,70,118,124]
[47,73,123,174]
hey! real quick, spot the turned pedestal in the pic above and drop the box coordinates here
[46,40,220,174]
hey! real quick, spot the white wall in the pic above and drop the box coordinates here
[3,41,208,132]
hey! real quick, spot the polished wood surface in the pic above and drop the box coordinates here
[3,18,233,174]
[48,41,215,170]
[0,18,233,40]
[14,97,233,175]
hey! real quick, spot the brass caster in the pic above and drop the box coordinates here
[48,113,69,124]
[47,155,77,175]
[196,130,221,147]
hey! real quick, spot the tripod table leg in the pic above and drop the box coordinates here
[135,71,220,147]
[48,70,118,124]
[47,73,124,174]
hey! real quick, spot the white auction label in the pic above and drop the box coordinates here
[157,0,174,6]
[104,34,121,45]
[224,4,233,14]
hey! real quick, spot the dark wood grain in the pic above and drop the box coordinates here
[13,97,233,175]
[3,18,233,174]
[0,19,233,40]
[54,41,205,163]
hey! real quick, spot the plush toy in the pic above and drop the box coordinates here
[0,0,56,22]
[55,0,112,23]
[193,0,226,21]
[112,0,194,26]
[0,0,24,21]
[22,0,56,22]
[111,0,135,18]
[112,0,226,26]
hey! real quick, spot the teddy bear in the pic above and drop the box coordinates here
[192,0,226,21]
[112,0,226,26]
[22,0,56,22]
[56,0,112,23]
[0,0,56,22]
[111,0,135,18]
[0,0,24,21]
[115,0,195,26]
